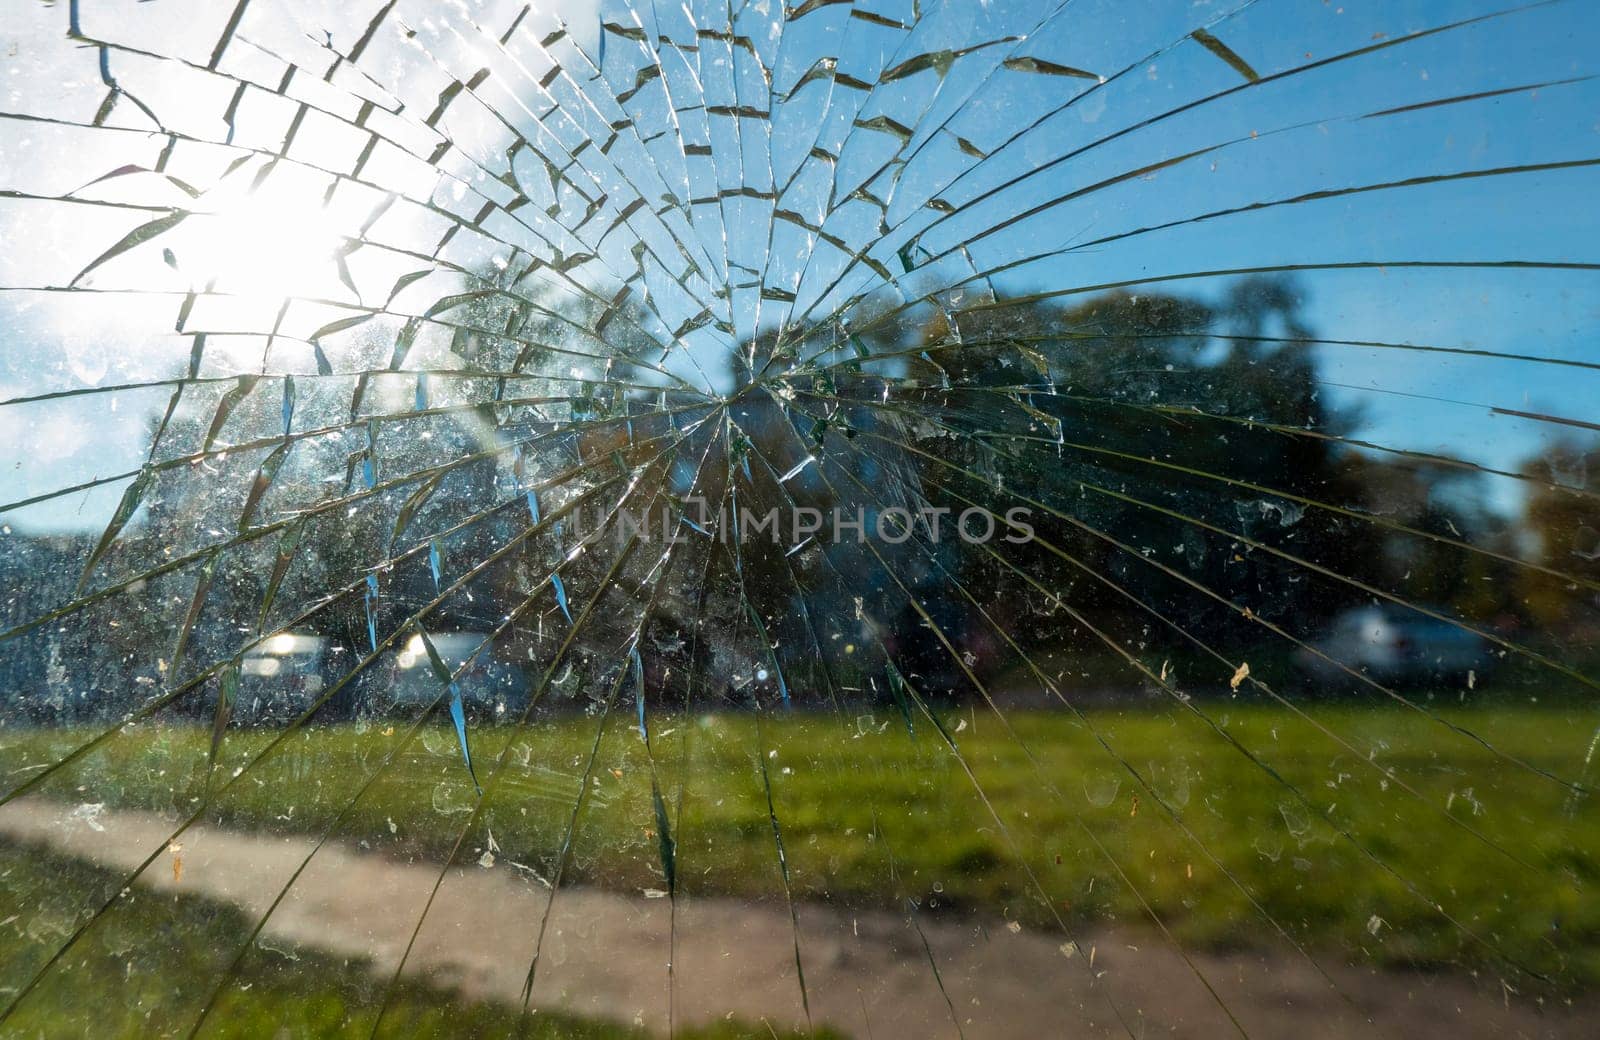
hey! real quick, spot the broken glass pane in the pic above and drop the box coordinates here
[1,0,1598,1035]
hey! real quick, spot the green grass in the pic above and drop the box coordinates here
[0,842,833,1039]
[3,701,1598,994]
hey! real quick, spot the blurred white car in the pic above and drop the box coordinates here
[1296,605,1491,687]
[387,632,531,720]
[237,632,329,722]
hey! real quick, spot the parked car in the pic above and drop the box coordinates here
[237,631,331,723]
[386,632,532,721]
[1295,605,1492,688]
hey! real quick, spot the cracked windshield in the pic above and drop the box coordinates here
[2,0,1599,1037]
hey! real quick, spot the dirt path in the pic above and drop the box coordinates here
[0,798,1589,1038]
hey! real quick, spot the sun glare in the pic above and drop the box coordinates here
[179,184,343,301]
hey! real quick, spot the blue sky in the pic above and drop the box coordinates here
[1,0,1596,531]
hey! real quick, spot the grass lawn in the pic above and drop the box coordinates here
[3,700,1597,996]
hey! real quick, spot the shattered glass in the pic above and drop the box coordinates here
[1,0,1598,1035]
